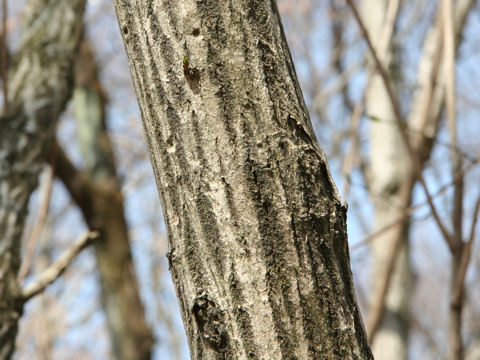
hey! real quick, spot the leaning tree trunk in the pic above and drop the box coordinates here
[115,1,373,359]
[0,0,85,358]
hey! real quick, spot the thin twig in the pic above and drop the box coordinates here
[20,231,99,302]
[351,156,479,251]
[452,196,480,306]
[410,14,444,154]
[352,204,416,251]
[367,114,476,163]
[410,316,443,359]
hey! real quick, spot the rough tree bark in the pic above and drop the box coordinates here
[51,40,154,360]
[115,1,373,359]
[0,0,85,358]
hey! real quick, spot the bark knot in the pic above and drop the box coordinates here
[192,294,229,352]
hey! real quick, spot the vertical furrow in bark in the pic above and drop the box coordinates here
[115,0,373,359]
[241,120,306,359]
[0,1,85,358]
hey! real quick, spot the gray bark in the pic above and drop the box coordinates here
[0,0,85,358]
[115,1,373,359]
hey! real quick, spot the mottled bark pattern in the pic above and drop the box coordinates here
[0,0,85,358]
[115,1,373,359]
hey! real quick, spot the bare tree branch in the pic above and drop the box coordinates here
[452,196,480,306]
[352,156,479,251]
[20,231,99,302]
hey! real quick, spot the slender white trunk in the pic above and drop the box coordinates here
[360,1,411,358]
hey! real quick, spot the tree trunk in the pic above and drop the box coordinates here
[360,1,411,359]
[0,0,85,358]
[114,1,373,359]
[51,40,154,360]
[359,0,475,358]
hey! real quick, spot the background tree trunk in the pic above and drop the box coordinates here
[0,0,85,358]
[115,1,373,359]
[360,1,411,358]
[51,40,154,360]
[361,1,476,358]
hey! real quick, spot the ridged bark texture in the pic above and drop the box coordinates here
[59,40,153,360]
[0,0,85,358]
[115,1,373,359]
